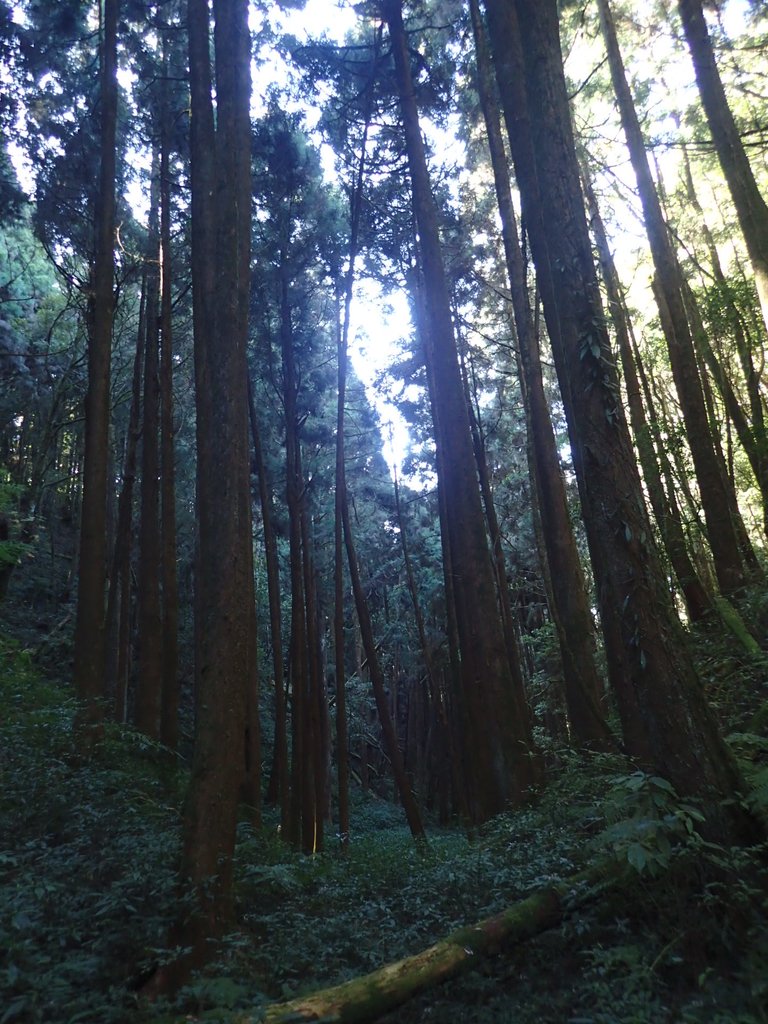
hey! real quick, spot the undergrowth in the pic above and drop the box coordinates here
[1,634,768,1023]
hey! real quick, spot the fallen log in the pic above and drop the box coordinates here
[235,858,622,1024]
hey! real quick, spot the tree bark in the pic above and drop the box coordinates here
[334,328,350,847]
[159,37,180,751]
[155,0,255,982]
[384,0,539,824]
[332,53,378,844]
[279,259,313,851]
[73,0,119,739]
[596,0,746,597]
[135,153,163,741]
[483,0,758,842]
[105,278,145,722]
[341,466,427,843]
[248,375,288,826]
[470,0,613,749]
[581,164,713,623]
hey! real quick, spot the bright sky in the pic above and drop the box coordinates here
[255,0,417,475]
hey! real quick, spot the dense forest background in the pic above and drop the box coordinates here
[2,0,768,1020]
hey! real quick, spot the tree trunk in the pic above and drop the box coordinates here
[341,466,427,843]
[259,859,622,1024]
[159,39,180,751]
[248,375,288,827]
[385,0,539,824]
[73,0,119,740]
[677,0,768,336]
[105,279,145,722]
[334,286,351,852]
[279,259,314,852]
[581,164,713,623]
[135,154,163,741]
[470,0,612,749]
[301,504,326,852]
[157,0,255,982]
[483,0,758,842]
[596,0,746,597]
[679,144,768,534]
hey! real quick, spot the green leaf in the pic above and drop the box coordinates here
[626,843,647,873]
[0,997,28,1024]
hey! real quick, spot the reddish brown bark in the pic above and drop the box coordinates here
[596,0,746,596]
[581,166,713,623]
[470,0,613,749]
[73,0,119,738]
[175,0,255,969]
[384,0,539,824]
[159,39,180,751]
[135,155,162,741]
[483,0,757,842]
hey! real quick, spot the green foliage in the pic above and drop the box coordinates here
[2,638,767,1023]
[727,731,768,819]
[593,770,705,877]
[0,636,183,1023]
[0,480,30,571]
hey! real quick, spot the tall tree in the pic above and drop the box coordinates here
[249,377,288,823]
[469,0,612,749]
[382,0,539,824]
[677,143,768,537]
[483,0,757,841]
[332,44,379,846]
[677,0,768,336]
[159,28,180,750]
[135,154,162,740]
[170,0,256,975]
[581,163,714,623]
[72,0,119,737]
[595,0,748,597]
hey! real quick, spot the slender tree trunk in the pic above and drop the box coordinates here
[596,0,746,596]
[73,0,119,739]
[392,463,454,816]
[248,375,288,827]
[470,0,612,749]
[105,280,146,722]
[409,277,466,819]
[677,0,768,335]
[136,155,163,741]
[341,474,427,843]
[384,0,538,824]
[159,41,180,751]
[331,40,381,848]
[279,261,314,851]
[581,165,713,623]
[334,294,351,851]
[679,145,768,534]
[461,345,525,681]
[483,0,758,842]
[301,505,325,853]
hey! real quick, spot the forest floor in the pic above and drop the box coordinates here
[1,629,768,1023]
